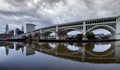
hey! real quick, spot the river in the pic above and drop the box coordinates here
[0,41,120,70]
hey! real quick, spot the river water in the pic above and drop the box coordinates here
[0,41,120,70]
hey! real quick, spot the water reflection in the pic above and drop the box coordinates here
[67,43,80,51]
[93,43,111,52]
[0,41,120,64]
[0,42,14,55]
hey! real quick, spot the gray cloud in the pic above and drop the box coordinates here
[5,0,28,7]
[0,0,120,33]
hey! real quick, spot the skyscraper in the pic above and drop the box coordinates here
[5,24,9,34]
[26,23,36,33]
[21,25,24,32]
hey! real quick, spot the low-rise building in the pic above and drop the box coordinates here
[0,30,14,40]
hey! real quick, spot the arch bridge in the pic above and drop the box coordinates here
[15,16,120,40]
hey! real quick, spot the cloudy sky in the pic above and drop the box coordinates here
[0,0,120,33]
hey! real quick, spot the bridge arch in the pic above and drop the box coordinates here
[42,31,56,35]
[58,28,82,39]
[87,25,116,38]
[42,31,57,39]
[85,43,115,57]
[62,28,81,31]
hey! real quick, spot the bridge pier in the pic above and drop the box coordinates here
[55,43,59,56]
[39,30,44,39]
[116,17,120,40]
[82,22,87,40]
[115,42,120,62]
[81,43,86,61]
[56,26,59,39]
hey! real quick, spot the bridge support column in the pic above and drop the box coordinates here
[55,43,59,56]
[40,30,43,39]
[81,43,86,61]
[82,22,87,40]
[56,26,59,39]
[115,41,120,62]
[116,17,120,40]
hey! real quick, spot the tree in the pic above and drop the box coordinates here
[28,34,32,41]
[77,34,83,40]
[86,32,96,40]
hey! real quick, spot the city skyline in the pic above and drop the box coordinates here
[0,0,120,33]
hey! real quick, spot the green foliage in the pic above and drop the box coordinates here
[86,32,96,40]
[34,33,39,37]
[77,34,83,40]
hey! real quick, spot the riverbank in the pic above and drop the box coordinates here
[39,39,120,42]
[3,39,120,42]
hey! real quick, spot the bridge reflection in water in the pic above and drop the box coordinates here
[1,42,120,64]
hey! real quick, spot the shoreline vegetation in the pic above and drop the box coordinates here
[0,39,119,42]
[0,32,114,43]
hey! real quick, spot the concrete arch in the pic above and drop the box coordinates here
[63,28,81,31]
[42,43,78,53]
[58,28,83,39]
[41,31,57,39]
[63,28,82,32]
[42,31,56,36]
[85,43,115,57]
[59,28,83,36]
[87,25,116,38]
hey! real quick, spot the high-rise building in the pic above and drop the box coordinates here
[26,23,36,33]
[5,24,9,34]
[21,25,24,32]
[0,25,14,40]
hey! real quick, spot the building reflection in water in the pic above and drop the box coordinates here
[26,48,35,56]
[1,41,120,64]
[0,42,14,55]
[15,42,35,56]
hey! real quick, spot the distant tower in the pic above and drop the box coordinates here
[21,25,24,32]
[21,47,24,54]
[5,24,9,34]
[5,46,9,56]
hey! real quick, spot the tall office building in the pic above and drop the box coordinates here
[5,24,9,34]
[26,23,36,33]
[0,25,14,40]
[21,25,24,32]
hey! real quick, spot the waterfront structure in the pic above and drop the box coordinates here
[0,30,14,40]
[0,34,11,40]
[9,16,120,40]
